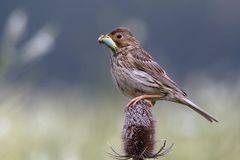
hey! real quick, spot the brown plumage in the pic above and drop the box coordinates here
[99,27,218,123]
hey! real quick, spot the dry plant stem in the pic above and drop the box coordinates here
[108,99,174,160]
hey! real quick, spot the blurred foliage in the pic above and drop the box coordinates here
[0,80,239,160]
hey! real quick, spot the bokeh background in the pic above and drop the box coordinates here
[0,0,240,160]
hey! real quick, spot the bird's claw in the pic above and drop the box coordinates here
[125,95,153,110]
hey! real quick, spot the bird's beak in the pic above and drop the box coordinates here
[98,34,117,52]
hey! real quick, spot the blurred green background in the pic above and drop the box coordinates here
[0,0,240,160]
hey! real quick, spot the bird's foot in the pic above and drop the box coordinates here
[126,94,162,109]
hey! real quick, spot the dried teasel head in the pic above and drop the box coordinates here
[108,99,174,160]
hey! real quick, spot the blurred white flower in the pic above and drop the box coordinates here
[31,108,60,136]
[4,9,27,41]
[21,25,58,63]
[61,147,79,160]
[30,150,50,160]
[0,9,28,74]
[0,117,12,138]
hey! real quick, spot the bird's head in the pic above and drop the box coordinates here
[98,27,139,53]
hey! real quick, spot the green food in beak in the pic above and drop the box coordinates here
[98,35,117,52]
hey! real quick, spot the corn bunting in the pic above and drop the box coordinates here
[98,27,218,122]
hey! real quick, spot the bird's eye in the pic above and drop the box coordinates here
[116,34,122,39]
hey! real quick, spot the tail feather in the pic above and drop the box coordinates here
[175,96,218,123]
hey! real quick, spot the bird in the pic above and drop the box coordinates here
[98,27,218,123]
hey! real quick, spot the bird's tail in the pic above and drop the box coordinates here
[174,95,218,123]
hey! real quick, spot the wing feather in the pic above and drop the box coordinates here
[127,48,187,96]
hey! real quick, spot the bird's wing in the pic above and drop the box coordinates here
[128,48,187,96]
